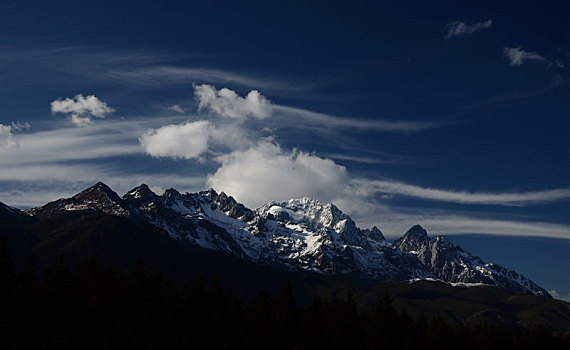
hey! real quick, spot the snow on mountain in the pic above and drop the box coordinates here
[25,182,130,217]
[393,225,550,297]
[22,182,551,297]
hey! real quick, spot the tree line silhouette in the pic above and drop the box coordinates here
[0,237,568,349]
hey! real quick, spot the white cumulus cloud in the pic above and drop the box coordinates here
[194,83,273,120]
[207,141,349,208]
[51,94,115,127]
[503,47,546,66]
[445,19,492,38]
[0,124,18,148]
[139,120,212,160]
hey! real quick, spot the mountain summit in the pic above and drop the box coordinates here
[393,224,429,251]
[12,182,551,297]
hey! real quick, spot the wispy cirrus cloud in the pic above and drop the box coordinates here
[549,290,570,302]
[0,116,194,188]
[0,122,142,167]
[330,191,570,239]
[351,179,570,206]
[0,46,318,100]
[352,207,570,239]
[322,152,417,165]
[168,105,185,114]
[416,216,570,239]
[503,47,546,66]
[445,19,492,38]
[103,66,314,94]
[273,105,447,134]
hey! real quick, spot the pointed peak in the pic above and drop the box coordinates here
[215,191,237,206]
[217,191,229,201]
[326,202,341,212]
[78,182,119,198]
[0,201,21,216]
[199,188,218,200]
[163,188,181,199]
[123,184,156,201]
[58,182,131,216]
[128,183,150,193]
[372,225,385,236]
[404,224,428,240]
[393,224,429,251]
[92,181,112,191]
[366,226,386,242]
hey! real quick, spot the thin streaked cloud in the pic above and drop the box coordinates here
[273,105,448,134]
[503,47,546,66]
[445,19,492,38]
[351,179,570,206]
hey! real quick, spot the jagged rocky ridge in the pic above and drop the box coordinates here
[22,182,550,297]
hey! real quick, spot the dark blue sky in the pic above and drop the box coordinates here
[0,0,568,297]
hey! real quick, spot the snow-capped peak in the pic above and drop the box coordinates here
[256,197,349,232]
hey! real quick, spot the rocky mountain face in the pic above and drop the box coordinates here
[393,225,549,297]
[15,182,551,297]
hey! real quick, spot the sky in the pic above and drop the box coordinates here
[0,1,569,297]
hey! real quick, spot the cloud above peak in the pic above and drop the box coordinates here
[207,141,349,208]
[194,84,273,120]
[51,94,115,127]
[445,19,492,38]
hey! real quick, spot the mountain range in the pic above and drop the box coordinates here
[1,182,550,298]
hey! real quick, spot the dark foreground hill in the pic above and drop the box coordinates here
[0,239,569,350]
